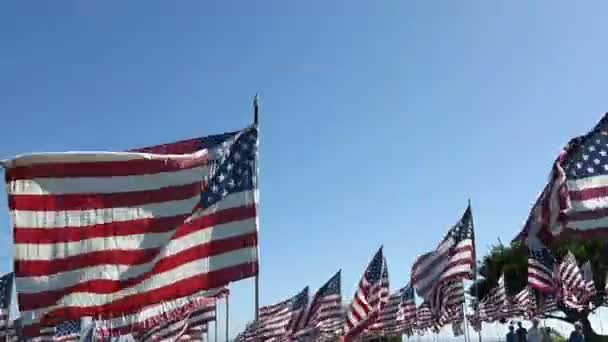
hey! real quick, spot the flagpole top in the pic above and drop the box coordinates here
[253,94,259,126]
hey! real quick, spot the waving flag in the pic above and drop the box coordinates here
[558,252,586,293]
[528,248,556,293]
[367,285,412,337]
[296,271,342,340]
[5,126,259,335]
[411,205,475,301]
[525,114,608,238]
[242,287,309,341]
[399,284,417,330]
[344,247,389,341]
[133,300,216,342]
[510,287,536,319]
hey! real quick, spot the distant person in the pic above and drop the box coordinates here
[516,321,528,342]
[528,319,543,342]
[507,325,517,342]
[543,327,553,342]
[568,322,585,342]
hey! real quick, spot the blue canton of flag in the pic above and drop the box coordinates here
[0,273,13,330]
[531,248,556,270]
[54,320,81,342]
[200,126,258,208]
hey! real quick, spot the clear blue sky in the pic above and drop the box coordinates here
[1,0,608,339]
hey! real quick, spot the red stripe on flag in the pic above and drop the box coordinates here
[6,156,210,181]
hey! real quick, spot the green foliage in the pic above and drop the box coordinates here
[471,239,608,301]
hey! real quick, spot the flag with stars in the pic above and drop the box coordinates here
[54,320,81,342]
[528,248,557,294]
[343,247,390,342]
[0,273,13,332]
[5,125,259,336]
[524,113,608,239]
[411,205,475,301]
[296,271,343,340]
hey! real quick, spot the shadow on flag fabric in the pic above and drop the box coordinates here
[3,125,259,337]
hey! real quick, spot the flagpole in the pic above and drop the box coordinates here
[225,293,230,342]
[253,94,261,342]
[469,199,482,342]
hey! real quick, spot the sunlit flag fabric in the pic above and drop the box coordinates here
[525,113,608,238]
[296,271,342,340]
[528,248,556,293]
[0,273,13,332]
[430,279,465,320]
[3,126,259,335]
[411,205,475,301]
[480,275,507,321]
[343,247,390,342]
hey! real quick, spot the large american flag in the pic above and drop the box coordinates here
[0,273,13,333]
[521,114,608,241]
[132,300,216,342]
[239,287,309,341]
[343,247,389,341]
[528,248,556,293]
[411,205,475,302]
[296,271,342,340]
[4,126,259,335]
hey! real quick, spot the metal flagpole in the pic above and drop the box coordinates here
[253,94,260,342]
[225,293,230,342]
[469,199,482,342]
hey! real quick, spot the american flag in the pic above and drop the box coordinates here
[528,248,556,293]
[95,295,218,339]
[0,273,13,332]
[580,261,597,302]
[239,287,309,341]
[414,302,433,333]
[5,126,259,335]
[510,287,536,319]
[133,300,216,342]
[430,280,465,319]
[343,247,389,341]
[522,114,608,241]
[54,320,81,342]
[411,205,475,301]
[4,319,20,342]
[537,294,558,316]
[480,275,507,321]
[558,252,586,293]
[296,271,342,340]
[398,284,417,331]
[367,286,411,337]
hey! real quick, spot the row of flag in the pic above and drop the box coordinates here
[235,205,477,341]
